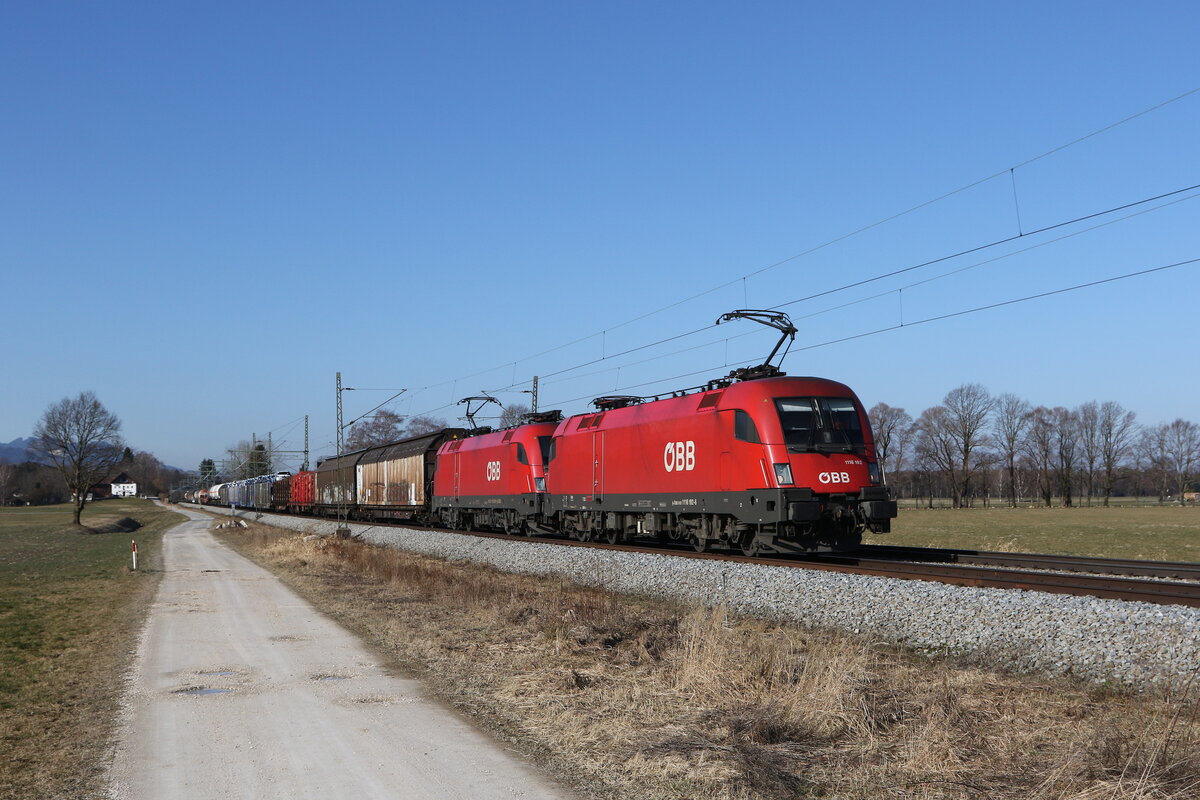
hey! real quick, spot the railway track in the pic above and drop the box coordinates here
[208,506,1200,608]
[391,523,1200,608]
[850,543,1200,581]
[453,528,1200,608]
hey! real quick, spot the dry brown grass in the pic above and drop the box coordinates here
[215,522,1200,800]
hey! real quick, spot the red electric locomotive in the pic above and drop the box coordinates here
[431,411,562,533]
[544,374,893,553]
[543,310,896,553]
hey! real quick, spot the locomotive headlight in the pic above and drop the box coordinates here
[868,463,881,484]
[773,463,794,486]
[534,477,546,492]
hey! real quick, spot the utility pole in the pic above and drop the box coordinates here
[303,415,309,471]
[531,375,539,414]
[335,372,350,537]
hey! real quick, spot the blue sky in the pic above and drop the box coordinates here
[2,1,1197,472]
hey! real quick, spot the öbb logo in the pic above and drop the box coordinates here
[819,471,852,484]
[663,441,695,472]
[486,461,501,481]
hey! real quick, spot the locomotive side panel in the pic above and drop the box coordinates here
[432,422,556,527]
[546,375,896,549]
[549,393,755,512]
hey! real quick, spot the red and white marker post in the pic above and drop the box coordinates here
[131,540,138,571]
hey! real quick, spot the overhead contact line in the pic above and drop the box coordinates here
[437,88,1200,398]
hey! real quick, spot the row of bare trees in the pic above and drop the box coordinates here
[343,409,449,452]
[870,384,1199,507]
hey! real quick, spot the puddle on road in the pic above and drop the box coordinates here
[173,686,233,696]
[198,671,239,677]
[312,673,350,681]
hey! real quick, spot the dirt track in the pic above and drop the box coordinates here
[105,509,570,799]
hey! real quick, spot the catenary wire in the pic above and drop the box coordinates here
[312,93,1200,437]
[416,87,1200,391]
[533,256,1200,411]
[477,182,1200,396]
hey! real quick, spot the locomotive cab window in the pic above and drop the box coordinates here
[775,397,866,454]
[544,437,556,463]
[515,443,528,465]
[734,409,761,443]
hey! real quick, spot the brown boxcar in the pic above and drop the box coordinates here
[356,429,467,520]
[270,475,292,512]
[315,450,365,512]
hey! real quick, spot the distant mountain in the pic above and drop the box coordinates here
[0,437,39,465]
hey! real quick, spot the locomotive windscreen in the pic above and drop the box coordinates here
[775,397,866,453]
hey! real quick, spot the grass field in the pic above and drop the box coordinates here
[883,505,1200,562]
[0,498,183,800]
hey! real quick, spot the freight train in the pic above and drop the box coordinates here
[183,311,897,553]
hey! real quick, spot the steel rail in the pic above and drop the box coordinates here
[431,528,1200,607]
[852,544,1200,581]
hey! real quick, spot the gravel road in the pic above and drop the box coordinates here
[105,509,572,800]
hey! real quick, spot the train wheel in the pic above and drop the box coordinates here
[691,535,708,553]
[738,532,761,557]
[604,530,621,545]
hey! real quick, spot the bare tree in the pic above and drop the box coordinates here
[1161,419,1200,504]
[1077,402,1099,505]
[405,415,449,435]
[914,406,956,506]
[1021,406,1057,507]
[345,409,407,451]
[30,391,125,525]
[1137,425,1172,503]
[224,440,271,479]
[1053,407,1081,507]
[992,393,1031,507]
[499,403,531,429]
[868,403,913,486]
[942,383,996,507]
[1098,401,1137,506]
